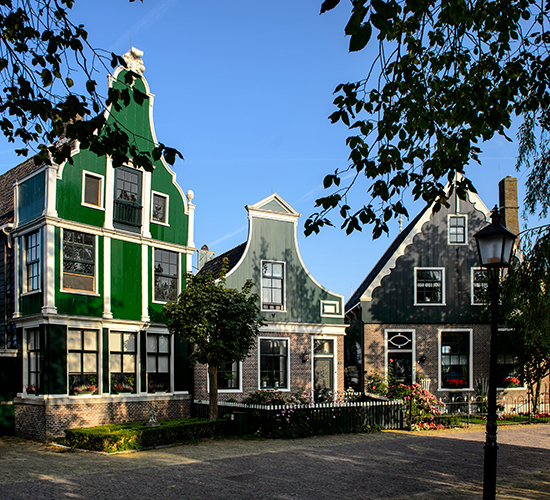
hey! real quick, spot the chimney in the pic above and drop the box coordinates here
[197,244,215,270]
[498,176,519,235]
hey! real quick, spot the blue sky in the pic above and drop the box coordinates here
[0,1,537,300]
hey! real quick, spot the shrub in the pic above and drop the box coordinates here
[64,418,230,453]
[242,389,311,406]
[388,383,443,426]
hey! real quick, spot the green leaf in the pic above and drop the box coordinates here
[320,0,341,14]
[349,23,372,52]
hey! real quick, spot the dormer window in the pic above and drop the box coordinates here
[113,166,142,230]
[448,215,467,244]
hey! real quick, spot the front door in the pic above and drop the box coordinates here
[314,339,334,399]
[387,331,414,385]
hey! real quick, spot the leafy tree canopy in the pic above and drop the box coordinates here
[307,0,550,238]
[501,230,550,411]
[163,269,264,420]
[0,0,181,170]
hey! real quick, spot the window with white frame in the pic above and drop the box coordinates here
[218,361,240,390]
[82,172,103,208]
[63,229,95,293]
[261,261,284,310]
[151,192,168,224]
[154,249,178,302]
[25,231,40,292]
[147,333,170,393]
[114,166,142,229]
[387,331,414,385]
[471,268,488,305]
[68,329,99,395]
[415,268,444,304]
[448,215,467,244]
[440,330,470,389]
[259,338,288,389]
[27,329,40,394]
[110,332,137,394]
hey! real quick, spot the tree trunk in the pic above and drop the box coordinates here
[208,364,218,421]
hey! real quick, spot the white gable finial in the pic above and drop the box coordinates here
[122,47,145,75]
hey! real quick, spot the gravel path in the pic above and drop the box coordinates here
[1,425,549,499]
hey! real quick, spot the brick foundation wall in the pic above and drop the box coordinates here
[14,394,192,442]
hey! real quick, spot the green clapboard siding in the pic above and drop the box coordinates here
[111,239,142,320]
[56,152,106,227]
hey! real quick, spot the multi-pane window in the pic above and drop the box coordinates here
[415,268,444,304]
[83,173,102,208]
[68,329,99,395]
[259,338,288,389]
[110,332,137,394]
[151,193,168,224]
[440,331,470,389]
[472,268,488,305]
[218,361,240,390]
[147,334,170,393]
[26,231,40,292]
[114,167,142,228]
[63,230,95,292]
[27,329,40,394]
[261,261,284,310]
[154,249,178,302]
[497,353,522,389]
[449,215,466,244]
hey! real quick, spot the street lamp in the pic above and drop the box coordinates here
[474,206,516,500]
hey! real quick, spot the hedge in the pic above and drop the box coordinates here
[64,418,230,453]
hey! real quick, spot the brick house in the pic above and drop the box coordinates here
[0,48,196,441]
[197,193,346,401]
[345,176,523,401]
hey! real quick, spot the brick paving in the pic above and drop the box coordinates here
[1,425,549,499]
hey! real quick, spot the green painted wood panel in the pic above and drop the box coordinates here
[111,239,142,321]
[43,324,67,395]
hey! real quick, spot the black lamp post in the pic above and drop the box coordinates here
[474,206,516,500]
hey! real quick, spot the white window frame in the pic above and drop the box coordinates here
[150,191,170,226]
[320,300,341,317]
[414,267,445,306]
[22,229,41,296]
[81,170,105,210]
[109,330,139,395]
[471,267,488,305]
[60,228,100,296]
[152,248,180,304]
[260,260,286,312]
[448,214,467,245]
[146,331,173,394]
[206,361,243,393]
[385,329,415,384]
[258,336,290,391]
[67,328,101,396]
[438,328,473,391]
[312,335,338,396]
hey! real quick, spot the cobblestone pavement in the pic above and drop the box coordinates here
[1,425,549,499]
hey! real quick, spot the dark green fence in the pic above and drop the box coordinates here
[194,400,405,438]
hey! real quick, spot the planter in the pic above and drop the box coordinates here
[74,390,93,396]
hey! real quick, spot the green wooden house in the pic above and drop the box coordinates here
[197,193,346,401]
[0,48,196,441]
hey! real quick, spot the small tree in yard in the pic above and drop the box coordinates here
[501,231,550,413]
[163,268,264,421]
